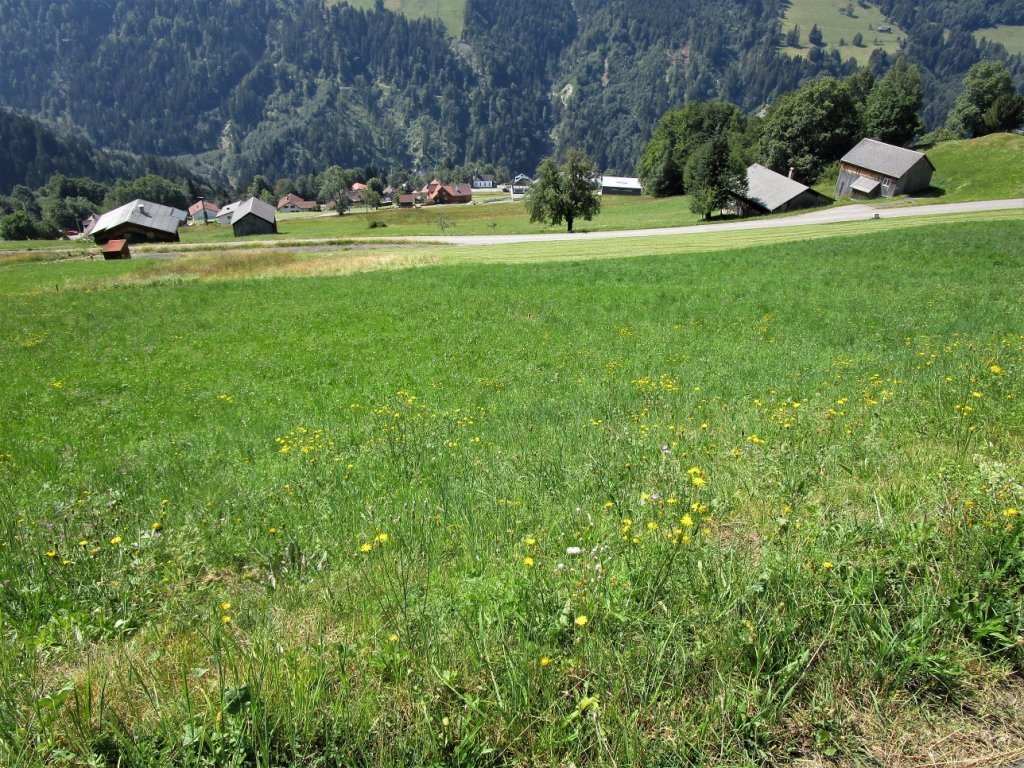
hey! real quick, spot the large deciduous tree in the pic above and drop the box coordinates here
[863,57,924,146]
[947,60,1023,138]
[318,166,352,216]
[684,133,747,220]
[758,76,862,183]
[637,101,746,197]
[524,149,600,233]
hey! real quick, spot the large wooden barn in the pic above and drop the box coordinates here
[89,199,186,245]
[835,139,935,199]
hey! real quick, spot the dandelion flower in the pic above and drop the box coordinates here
[221,602,231,612]
[681,514,694,528]
[359,543,373,553]
[388,634,398,644]
[221,615,231,624]
[78,539,88,547]
[525,537,537,547]
[566,547,582,556]
[822,561,834,570]
[540,656,552,667]
[574,615,589,627]
[603,501,614,510]
[151,521,163,532]
[45,549,57,559]
[691,476,706,488]
[109,536,122,546]
[1005,508,1019,518]
[990,365,1003,374]
[375,533,389,544]
[523,556,535,567]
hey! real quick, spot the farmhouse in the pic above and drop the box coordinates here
[397,193,416,208]
[835,138,935,199]
[728,164,831,216]
[473,174,495,189]
[188,199,220,224]
[231,197,278,237]
[89,199,184,245]
[276,193,317,213]
[599,176,642,196]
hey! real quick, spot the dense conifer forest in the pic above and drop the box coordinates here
[0,0,1020,190]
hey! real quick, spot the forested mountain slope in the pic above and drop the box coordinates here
[0,0,1020,185]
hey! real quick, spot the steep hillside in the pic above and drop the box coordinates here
[0,0,1020,184]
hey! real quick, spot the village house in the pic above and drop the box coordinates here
[88,199,184,245]
[231,197,278,237]
[276,193,317,213]
[216,201,241,226]
[510,174,533,198]
[397,193,416,208]
[188,199,220,224]
[599,176,643,196]
[728,164,831,216]
[835,138,935,199]
[472,174,495,189]
[419,179,473,205]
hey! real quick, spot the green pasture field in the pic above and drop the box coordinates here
[336,0,467,38]
[780,0,906,64]
[180,194,704,243]
[2,217,1023,765]
[972,25,1024,56]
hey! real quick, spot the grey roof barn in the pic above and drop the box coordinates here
[89,199,184,244]
[835,139,935,199]
[230,197,278,237]
[728,164,830,216]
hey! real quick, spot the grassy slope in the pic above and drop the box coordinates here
[972,25,1024,56]
[339,0,467,38]
[780,0,905,64]
[2,219,1024,765]
[926,133,1024,202]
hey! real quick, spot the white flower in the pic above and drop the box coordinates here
[566,546,582,556]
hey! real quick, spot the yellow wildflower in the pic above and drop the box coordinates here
[525,537,537,547]
[221,602,231,612]
[359,543,373,553]
[540,656,552,667]
[523,556,535,567]
[151,521,163,531]
[221,615,231,624]
[574,615,589,627]
[388,634,398,644]
[45,549,57,559]
[822,561,834,570]
[109,536,122,546]
[375,533,389,544]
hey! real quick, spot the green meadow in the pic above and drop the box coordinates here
[2,216,1024,766]
[780,0,906,64]
[972,25,1024,56]
[337,0,467,38]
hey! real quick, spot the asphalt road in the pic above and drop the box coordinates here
[395,198,1024,247]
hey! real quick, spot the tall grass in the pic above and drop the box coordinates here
[1,220,1023,766]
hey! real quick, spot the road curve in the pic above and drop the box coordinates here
[393,198,1024,247]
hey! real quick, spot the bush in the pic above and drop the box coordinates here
[0,210,42,240]
[367,220,388,229]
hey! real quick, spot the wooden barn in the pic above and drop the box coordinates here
[230,197,278,237]
[727,164,831,216]
[89,199,185,245]
[835,139,934,199]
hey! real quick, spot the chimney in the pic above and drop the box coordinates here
[788,167,796,180]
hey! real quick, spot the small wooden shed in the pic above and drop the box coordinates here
[230,197,278,237]
[101,239,131,260]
